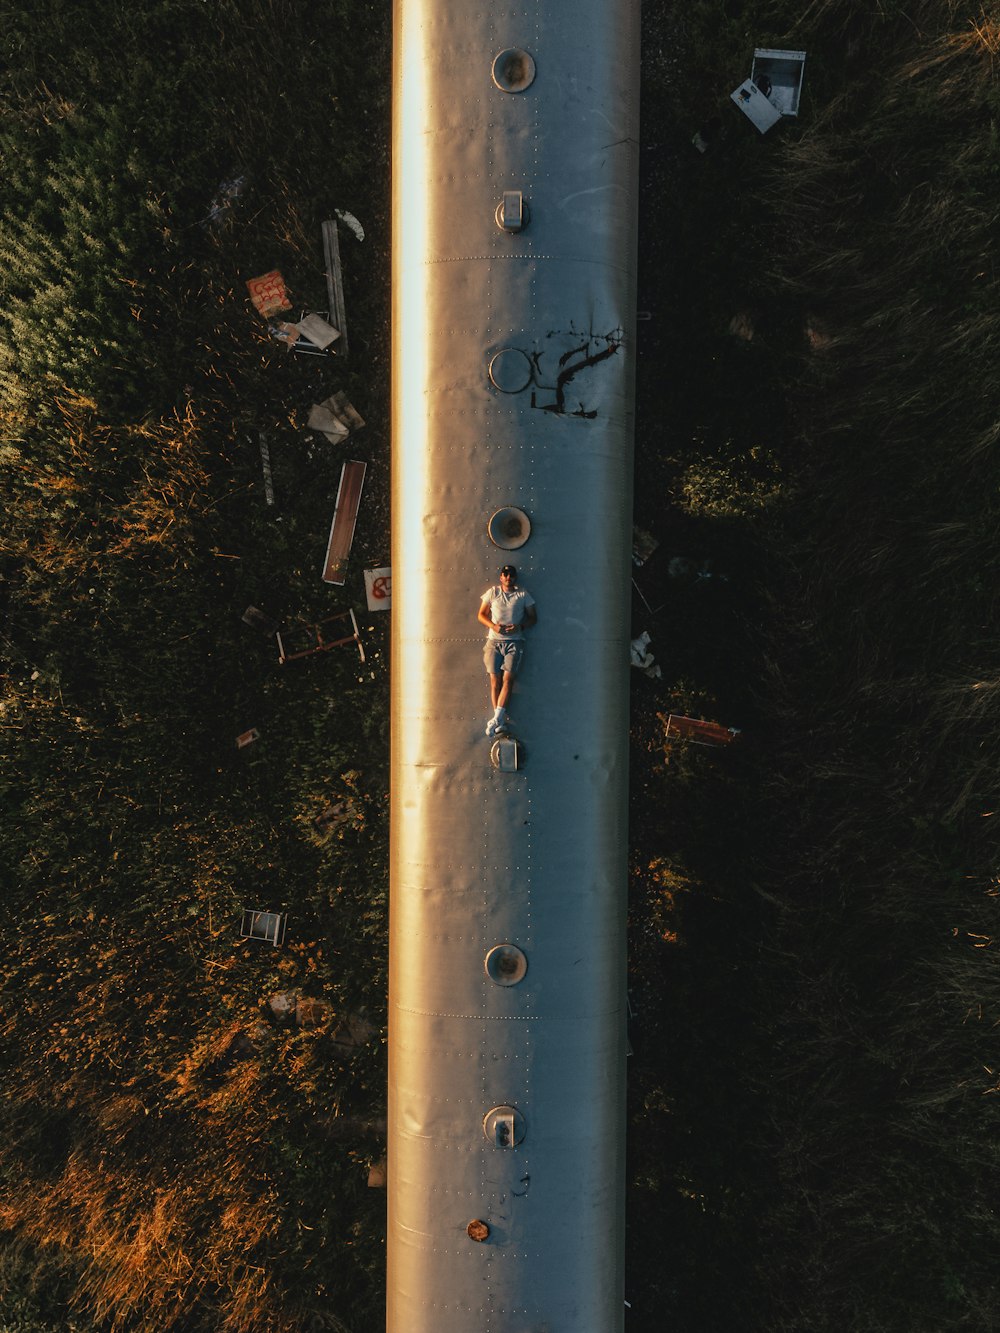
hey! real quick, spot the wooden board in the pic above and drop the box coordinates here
[322,460,367,585]
[322,220,349,358]
[664,714,739,746]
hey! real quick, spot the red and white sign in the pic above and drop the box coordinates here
[364,567,392,611]
[246,270,292,318]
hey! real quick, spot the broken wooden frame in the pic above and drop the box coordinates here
[275,609,366,665]
[664,714,740,747]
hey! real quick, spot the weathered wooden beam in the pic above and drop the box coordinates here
[321,220,348,358]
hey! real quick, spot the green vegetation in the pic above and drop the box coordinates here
[2,0,999,1329]
[631,2,1000,1329]
[1,3,390,1329]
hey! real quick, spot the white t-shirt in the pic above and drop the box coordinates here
[481,586,535,641]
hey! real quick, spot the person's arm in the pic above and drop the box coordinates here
[477,593,496,631]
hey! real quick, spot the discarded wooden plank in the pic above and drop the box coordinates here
[322,220,349,358]
[258,431,275,505]
[664,714,740,746]
[322,460,366,585]
[235,728,260,749]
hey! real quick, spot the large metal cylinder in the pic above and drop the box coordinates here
[389,2,640,1327]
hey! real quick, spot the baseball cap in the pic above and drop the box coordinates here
[500,564,517,577]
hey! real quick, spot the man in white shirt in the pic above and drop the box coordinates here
[477,564,537,737]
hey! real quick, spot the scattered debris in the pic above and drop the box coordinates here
[313,799,354,835]
[257,431,275,506]
[367,1157,387,1189]
[331,1012,375,1049]
[240,909,288,946]
[667,556,728,583]
[364,567,392,612]
[297,313,340,349]
[268,991,298,1020]
[296,996,332,1029]
[334,209,365,243]
[322,220,349,358]
[730,79,782,134]
[207,1029,259,1076]
[235,728,260,749]
[242,605,280,635]
[308,391,365,444]
[270,312,341,356]
[731,48,806,134]
[630,631,662,679]
[691,130,710,154]
[728,309,755,342]
[276,610,365,664]
[632,526,660,567]
[664,714,740,746]
[247,270,292,318]
[203,174,247,228]
[632,533,667,616]
[322,460,367,585]
[804,314,834,352]
[751,48,806,116]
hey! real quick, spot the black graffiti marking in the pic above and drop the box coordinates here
[529,330,622,417]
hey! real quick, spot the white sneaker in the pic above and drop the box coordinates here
[485,719,498,737]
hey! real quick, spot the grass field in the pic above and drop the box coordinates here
[2,1,999,1329]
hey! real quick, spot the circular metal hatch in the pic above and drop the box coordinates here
[488,506,531,550]
[483,1105,527,1148]
[491,48,536,92]
[485,943,528,986]
[488,347,532,393]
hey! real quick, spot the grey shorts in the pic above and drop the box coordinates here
[484,638,524,675]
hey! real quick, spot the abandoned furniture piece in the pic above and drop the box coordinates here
[240,909,287,946]
[731,48,806,134]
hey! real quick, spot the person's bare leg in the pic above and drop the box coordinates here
[497,671,513,710]
[489,673,501,709]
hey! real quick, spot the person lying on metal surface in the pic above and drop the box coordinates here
[477,564,537,737]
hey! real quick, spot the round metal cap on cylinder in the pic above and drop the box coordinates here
[483,1105,526,1148]
[485,944,528,986]
[488,506,531,550]
[467,1219,490,1242]
[491,48,536,92]
[488,347,532,394]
